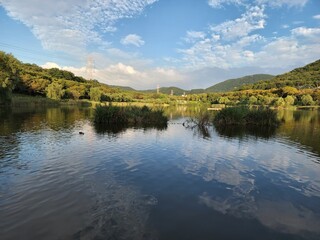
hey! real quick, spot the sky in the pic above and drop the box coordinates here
[0,0,319,90]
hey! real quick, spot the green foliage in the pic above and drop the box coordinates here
[301,94,315,106]
[272,97,286,107]
[248,96,258,105]
[94,105,168,127]
[284,95,295,106]
[89,87,102,102]
[217,96,230,104]
[244,59,320,90]
[0,52,20,104]
[207,74,274,92]
[214,107,279,127]
[46,82,65,100]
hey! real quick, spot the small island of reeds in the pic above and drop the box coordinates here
[94,105,168,128]
[213,107,280,127]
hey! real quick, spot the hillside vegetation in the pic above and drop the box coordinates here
[241,60,320,90]
[1,51,319,107]
[205,74,274,92]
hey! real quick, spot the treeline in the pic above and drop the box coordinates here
[1,51,319,106]
[240,60,320,90]
[184,86,320,106]
[0,51,154,104]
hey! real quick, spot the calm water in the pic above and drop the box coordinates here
[0,106,320,240]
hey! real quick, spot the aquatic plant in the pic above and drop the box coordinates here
[213,107,279,127]
[94,105,168,127]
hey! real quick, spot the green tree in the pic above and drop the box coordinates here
[0,52,20,104]
[272,97,285,107]
[89,87,102,102]
[301,94,314,106]
[248,96,257,105]
[217,96,230,104]
[284,95,295,106]
[46,82,65,100]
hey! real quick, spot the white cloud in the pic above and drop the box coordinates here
[0,0,157,54]
[282,24,290,29]
[121,34,145,47]
[313,15,320,20]
[256,0,308,8]
[41,62,60,69]
[291,27,320,40]
[210,6,266,41]
[208,0,309,8]
[208,0,244,8]
[184,31,206,43]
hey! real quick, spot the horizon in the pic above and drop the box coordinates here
[0,0,319,90]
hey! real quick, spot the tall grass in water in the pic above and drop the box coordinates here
[94,105,168,127]
[213,107,279,127]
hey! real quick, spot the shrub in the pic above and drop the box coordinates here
[94,105,168,127]
[301,94,314,106]
[213,107,279,127]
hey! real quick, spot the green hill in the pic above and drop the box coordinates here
[205,74,274,92]
[0,51,136,103]
[142,87,187,96]
[243,60,320,90]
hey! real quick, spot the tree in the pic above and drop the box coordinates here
[301,94,314,106]
[284,95,295,106]
[217,96,230,104]
[0,52,20,104]
[46,82,65,100]
[272,97,285,107]
[248,96,257,105]
[89,87,102,102]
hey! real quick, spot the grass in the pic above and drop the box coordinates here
[94,105,168,127]
[213,107,280,127]
[10,94,92,107]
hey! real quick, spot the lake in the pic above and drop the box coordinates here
[1,106,320,240]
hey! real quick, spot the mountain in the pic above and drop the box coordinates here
[142,87,187,96]
[245,60,320,90]
[205,74,274,92]
[109,85,136,91]
[136,74,275,95]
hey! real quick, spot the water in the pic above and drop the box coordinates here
[0,106,320,240]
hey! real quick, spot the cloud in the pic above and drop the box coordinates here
[0,0,157,54]
[313,15,320,20]
[208,0,309,8]
[41,62,60,69]
[291,27,320,41]
[210,6,266,41]
[184,31,206,43]
[121,34,145,47]
[256,0,308,8]
[208,0,244,8]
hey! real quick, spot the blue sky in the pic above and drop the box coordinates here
[0,0,319,89]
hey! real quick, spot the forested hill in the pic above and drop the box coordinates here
[205,74,274,92]
[142,87,186,95]
[0,51,137,103]
[241,60,320,90]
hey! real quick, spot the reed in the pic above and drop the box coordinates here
[94,105,168,126]
[213,107,279,127]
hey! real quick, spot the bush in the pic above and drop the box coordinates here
[94,105,168,127]
[213,107,279,127]
[301,94,314,106]
[284,95,295,106]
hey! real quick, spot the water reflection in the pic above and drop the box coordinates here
[214,125,277,140]
[1,106,320,240]
[94,122,167,136]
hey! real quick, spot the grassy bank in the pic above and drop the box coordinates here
[10,94,92,107]
[213,107,280,127]
[94,105,168,127]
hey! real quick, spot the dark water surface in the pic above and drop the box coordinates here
[0,106,320,240]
